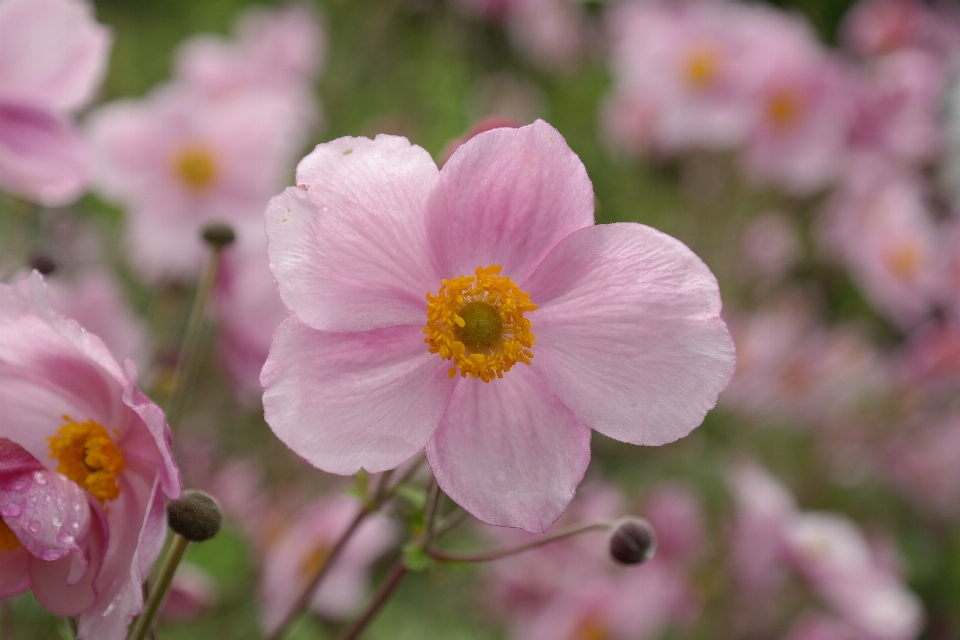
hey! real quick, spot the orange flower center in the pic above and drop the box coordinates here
[766,89,804,129]
[299,543,331,581]
[174,143,218,191]
[47,416,125,504]
[683,43,721,90]
[424,265,536,382]
[886,242,924,281]
[573,616,610,640]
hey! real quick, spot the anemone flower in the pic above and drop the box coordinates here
[261,120,735,532]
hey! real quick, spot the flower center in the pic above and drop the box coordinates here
[47,416,125,504]
[424,265,536,383]
[0,519,21,553]
[684,43,721,90]
[299,543,331,582]
[766,89,804,129]
[174,143,218,191]
[886,242,924,281]
[573,616,610,640]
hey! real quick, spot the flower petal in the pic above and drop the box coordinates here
[438,119,594,283]
[261,315,457,474]
[265,135,446,332]
[0,105,89,206]
[524,223,735,446]
[0,549,29,597]
[425,366,591,533]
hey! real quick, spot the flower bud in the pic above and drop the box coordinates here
[167,490,223,542]
[201,223,236,249]
[608,517,657,565]
[28,252,57,275]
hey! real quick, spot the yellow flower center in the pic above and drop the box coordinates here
[174,143,218,191]
[572,616,610,640]
[0,519,22,553]
[766,89,804,129]
[424,265,536,383]
[684,43,721,90]
[47,416,125,504]
[886,242,924,281]
[299,543,331,582]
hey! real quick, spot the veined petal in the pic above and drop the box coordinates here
[261,316,457,474]
[266,135,447,332]
[425,366,591,533]
[438,119,594,283]
[525,223,735,446]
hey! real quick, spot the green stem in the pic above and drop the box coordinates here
[165,243,225,424]
[428,520,613,564]
[335,560,408,640]
[127,534,190,640]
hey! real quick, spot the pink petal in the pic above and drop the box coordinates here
[0,0,111,112]
[425,366,591,533]
[0,105,89,205]
[0,444,90,563]
[261,316,457,474]
[265,135,447,332]
[438,119,594,283]
[0,549,29,597]
[524,223,735,446]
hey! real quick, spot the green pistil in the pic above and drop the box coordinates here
[455,301,503,351]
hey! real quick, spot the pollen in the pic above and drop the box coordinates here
[683,43,721,90]
[47,416,125,504]
[424,265,537,383]
[174,142,218,191]
[0,519,22,553]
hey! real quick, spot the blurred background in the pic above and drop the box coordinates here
[3,0,960,638]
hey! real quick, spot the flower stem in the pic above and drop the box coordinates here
[427,520,614,563]
[127,533,190,640]
[165,235,229,424]
[336,560,408,640]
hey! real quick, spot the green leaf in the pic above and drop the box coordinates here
[402,543,433,572]
[395,484,427,510]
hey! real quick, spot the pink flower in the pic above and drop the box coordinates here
[160,562,216,623]
[0,0,110,204]
[213,232,287,402]
[259,495,396,633]
[0,272,180,639]
[87,85,307,280]
[261,120,735,532]
[841,0,960,58]
[737,212,802,285]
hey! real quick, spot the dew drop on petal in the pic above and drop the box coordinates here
[56,533,74,546]
[33,472,46,485]
[39,550,60,561]
[51,517,62,528]
[28,521,41,533]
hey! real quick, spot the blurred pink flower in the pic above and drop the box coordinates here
[605,1,759,153]
[722,298,888,426]
[818,154,939,327]
[881,413,960,517]
[438,116,521,167]
[174,4,323,129]
[213,232,286,402]
[737,212,802,284]
[0,271,180,639]
[261,120,735,532]
[259,495,396,633]
[849,49,945,166]
[0,0,110,204]
[160,562,216,623]
[87,85,306,281]
[738,20,855,195]
[841,0,960,58]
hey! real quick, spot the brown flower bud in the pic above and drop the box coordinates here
[167,490,223,542]
[609,517,656,566]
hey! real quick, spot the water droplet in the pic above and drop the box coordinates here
[0,504,22,518]
[73,504,82,512]
[51,517,62,528]
[12,481,26,492]
[56,496,66,509]
[28,521,41,533]
[71,521,81,532]
[33,472,46,485]
[28,494,37,504]
[56,533,74,546]
[39,550,60,561]
[102,602,117,616]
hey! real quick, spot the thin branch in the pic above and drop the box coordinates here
[427,520,613,564]
[336,561,408,640]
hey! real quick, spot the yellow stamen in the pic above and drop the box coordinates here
[174,142,218,191]
[683,43,721,89]
[424,265,536,383]
[766,89,803,129]
[47,416,125,504]
[0,519,22,553]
